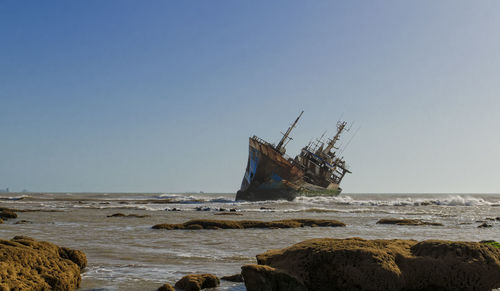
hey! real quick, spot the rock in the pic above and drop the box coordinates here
[14,220,32,224]
[221,273,244,282]
[174,274,220,291]
[59,247,87,269]
[0,236,86,290]
[478,222,493,228]
[377,218,443,226]
[242,237,500,291]
[481,240,500,248]
[152,219,345,230]
[0,210,17,220]
[157,283,175,291]
[242,264,306,291]
[496,217,500,221]
[106,213,148,218]
[214,212,243,216]
[0,218,3,224]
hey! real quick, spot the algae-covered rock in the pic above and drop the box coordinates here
[0,236,86,291]
[221,273,244,282]
[152,218,345,230]
[242,264,306,291]
[107,213,149,218]
[175,274,220,291]
[242,237,500,291]
[377,218,443,226]
[482,240,500,248]
[0,210,17,220]
[157,283,175,291]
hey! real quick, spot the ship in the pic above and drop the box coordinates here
[235,111,352,201]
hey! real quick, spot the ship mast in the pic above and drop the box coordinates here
[322,121,347,155]
[276,110,304,154]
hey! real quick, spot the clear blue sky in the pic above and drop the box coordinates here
[1,1,499,193]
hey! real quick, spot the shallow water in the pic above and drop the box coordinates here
[1,192,500,290]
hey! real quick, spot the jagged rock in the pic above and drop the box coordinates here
[106,213,148,218]
[478,222,493,228]
[221,273,244,282]
[0,236,86,291]
[377,218,443,226]
[152,219,345,230]
[174,274,220,291]
[157,283,175,291]
[242,237,500,291]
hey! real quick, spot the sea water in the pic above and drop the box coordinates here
[1,193,499,291]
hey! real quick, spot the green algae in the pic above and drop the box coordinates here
[482,241,500,248]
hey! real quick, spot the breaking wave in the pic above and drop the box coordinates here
[294,195,498,207]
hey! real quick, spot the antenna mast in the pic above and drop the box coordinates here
[322,121,347,155]
[276,110,304,153]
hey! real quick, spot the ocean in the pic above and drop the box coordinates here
[1,192,499,291]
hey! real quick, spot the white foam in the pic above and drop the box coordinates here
[295,195,496,207]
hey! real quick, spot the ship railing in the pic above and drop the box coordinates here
[251,135,272,146]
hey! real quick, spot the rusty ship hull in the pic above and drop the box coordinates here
[236,111,351,202]
[235,137,342,201]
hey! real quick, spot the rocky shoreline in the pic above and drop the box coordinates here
[4,234,500,291]
[3,204,500,291]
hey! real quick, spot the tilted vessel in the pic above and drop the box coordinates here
[236,111,351,201]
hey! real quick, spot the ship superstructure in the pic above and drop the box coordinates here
[236,111,352,201]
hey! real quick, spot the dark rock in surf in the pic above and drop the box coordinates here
[241,237,500,291]
[157,283,175,291]
[175,274,220,291]
[152,219,345,230]
[478,222,493,228]
[106,213,149,218]
[14,220,32,224]
[214,212,243,216]
[221,273,244,282]
[377,218,443,226]
[0,236,86,290]
[0,210,18,220]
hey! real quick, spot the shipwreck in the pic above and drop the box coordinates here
[236,111,352,201]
